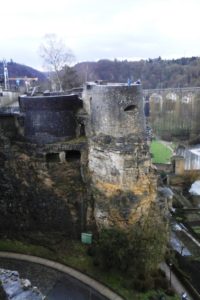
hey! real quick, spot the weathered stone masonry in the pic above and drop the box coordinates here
[0,83,158,237]
[83,83,157,229]
[0,94,88,238]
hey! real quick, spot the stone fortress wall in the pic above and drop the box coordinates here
[83,83,156,228]
[0,83,158,236]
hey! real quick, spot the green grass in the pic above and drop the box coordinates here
[150,140,173,164]
[0,239,55,258]
[0,238,178,300]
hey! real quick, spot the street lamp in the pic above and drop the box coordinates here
[181,292,188,300]
[169,263,172,287]
[180,244,184,256]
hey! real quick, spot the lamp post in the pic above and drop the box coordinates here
[180,244,184,256]
[181,292,188,300]
[169,263,172,287]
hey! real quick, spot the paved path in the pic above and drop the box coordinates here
[160,262,193,300]
[0,252,123,300]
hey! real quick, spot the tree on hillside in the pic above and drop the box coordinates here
[60,65,81,89]
[74,56,200,89]
[39,33,75,91]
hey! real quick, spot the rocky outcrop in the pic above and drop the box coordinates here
[0,83,162,237]
[0,268,44,300]
[0,130,89,237]
[83,83,158,229]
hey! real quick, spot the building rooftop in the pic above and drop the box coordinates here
[189,148,200,156]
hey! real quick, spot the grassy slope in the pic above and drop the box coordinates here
[150,140,173,164]
[0,238,179,300]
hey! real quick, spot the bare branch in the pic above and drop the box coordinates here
[39,33,75,91]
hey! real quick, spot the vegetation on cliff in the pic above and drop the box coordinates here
[92,205,169,286]
[0,204,172,299]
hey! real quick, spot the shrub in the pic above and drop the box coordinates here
[133,277,154,292]
[93,227,129,271]
[165,287,175,296]
[154,277,168,290]
[93,205,169,280]
[87,245,95,256]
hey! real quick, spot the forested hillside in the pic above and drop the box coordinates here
[0,60,46,82]
[74,56,200,89]
[2,56,200,90]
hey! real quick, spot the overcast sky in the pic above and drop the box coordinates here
[1,0,200,70]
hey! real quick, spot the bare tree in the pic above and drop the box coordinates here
[39,33,74,91]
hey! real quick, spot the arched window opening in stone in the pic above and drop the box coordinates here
[124,104,137,112]
[65,150,81,161]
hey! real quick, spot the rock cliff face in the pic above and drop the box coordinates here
[0,124,89,237]
[83,84,157,228]
[0,83,159,237]
[0,268,44,300]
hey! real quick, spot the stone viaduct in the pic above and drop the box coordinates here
[144,87,200,139]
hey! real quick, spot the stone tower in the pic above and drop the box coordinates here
[83,82,157,229]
